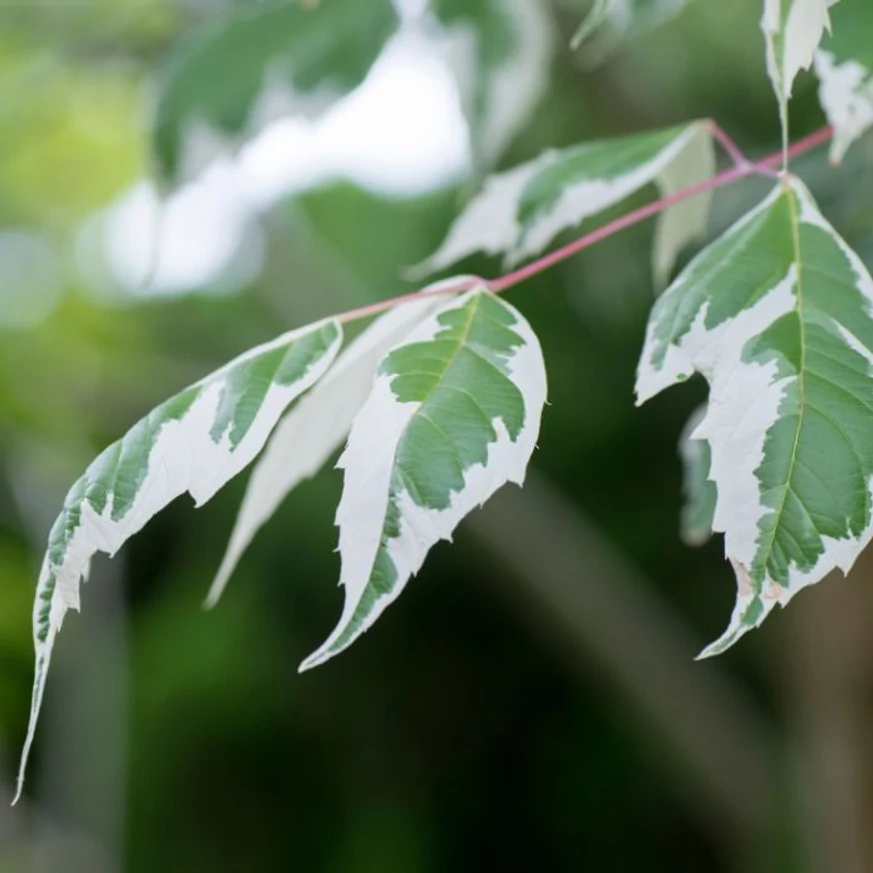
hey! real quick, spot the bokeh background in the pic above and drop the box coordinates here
[2,1,873,871]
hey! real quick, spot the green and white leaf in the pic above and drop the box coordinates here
[431,0,553,169]
[15,319,342,802]
[417,122,714,287]
[637,175,873,656]
[153,0,398,181]
[679,404,717,547]
[300,287,547,671]
[571,0,693,53]
[206,290,456,608]
[814,1,873,162]
[762,0,840,135]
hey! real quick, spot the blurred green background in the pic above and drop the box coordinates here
[3,1,873,871]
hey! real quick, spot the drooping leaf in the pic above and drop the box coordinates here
[205,290,457,608]
[571,0,693,53]
[679,404,717,546]
[417,122,714,287]
[15,319,342,802]
[637,175,873,656]
[762,0,840,136]
[431,0,553,169]
[814,1,873,162]
[153,0,398,181]
[300,287,547,671]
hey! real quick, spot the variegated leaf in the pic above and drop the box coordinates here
[206,290,457,608]
[433,0,553,169]
[300,287,547,671]
[637,176,873,657]
[154,0,398,181]
[762,0,840,136]
[679,404,717,547]
[814,1,873,162]
[15,319,342,802]
[417,122,714,288]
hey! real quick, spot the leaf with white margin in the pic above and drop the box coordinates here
[300,287,547,670]
[762,0,840,136]
[205,289,458,608]
[14,319,342,803]
[814,1,873,162]
[679,404,717,547]
[153,0,397,182]
[637,175,873,657]
[432,0,553,169]
[416,122,714,286]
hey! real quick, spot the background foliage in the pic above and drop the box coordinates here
[2,0,873,871]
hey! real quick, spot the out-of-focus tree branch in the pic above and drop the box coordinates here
[469,471,776,846]
[778,557,873,873]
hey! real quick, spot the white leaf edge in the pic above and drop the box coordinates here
[14,319,343,804]
[652,123,715,290]
[299,287,547,671]
[204,285,466,608]
[814,48,873,163]
[762,0,840,133]
[414,122,712,286]
[636,177,873,658]
[440,0,553,168]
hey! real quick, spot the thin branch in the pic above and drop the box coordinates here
[491,125,833,293]
[335,124,833,323]
[706,119,752,169]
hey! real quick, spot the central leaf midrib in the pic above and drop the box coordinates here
[370,293,489,579]
[755,185,808,584]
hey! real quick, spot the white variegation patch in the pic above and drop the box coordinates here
[15,319,342,804]
[512,124,711,265]
[299,288,547,670]
[416,122,713,285]
[814,49,873,163]
[173,81,342,185]
[763,0,840,132]
[440,0,553,167]
[205,288,462,608]
[638,177,873,656]
[651,124,715,289]
[411,154,553,277]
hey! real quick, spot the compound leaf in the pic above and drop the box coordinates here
[637,176,873,656]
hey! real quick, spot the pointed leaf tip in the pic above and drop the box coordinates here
[302,287,547,669]
[17,318,342,796]
[638,174,873,653]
